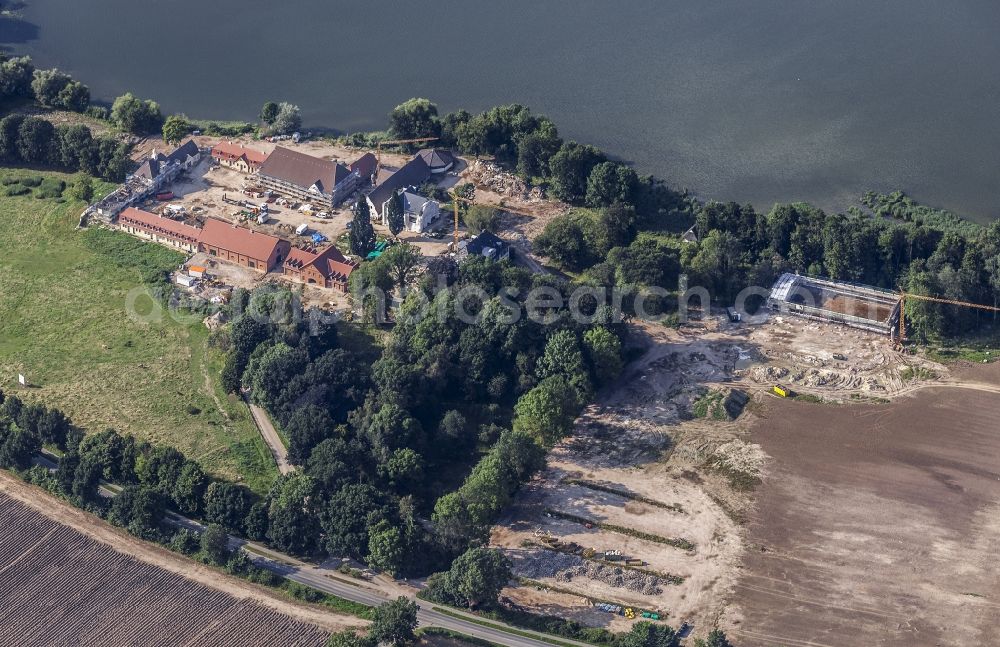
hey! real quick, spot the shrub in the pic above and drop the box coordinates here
[20,175,43,187]
[88,106,110,120]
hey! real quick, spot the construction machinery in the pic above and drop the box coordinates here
[897,290,1000,341]
[374,137,439,181]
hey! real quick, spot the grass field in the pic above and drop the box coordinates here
[0,169,276,492]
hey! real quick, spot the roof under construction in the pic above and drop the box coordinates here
[767,273,901,336]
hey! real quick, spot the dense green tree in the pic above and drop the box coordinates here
[31,68,73,107]
[244,500,270,541]
[326,630,375,647]
[349,198,377,256]
[429,546,511,608]
[693,629,733,647]
[56,81,90,112]
[583,326,624,387]
[386,190,404,236]
[267,473,323,556]
[382,243,422,294]
[512,375,580,445]
[200,523,231,565]
[367,519,406,576]
[320,483,389,559]
[172,461,208,516]
[516,126,562,178]
[135,445,185,495]
[305,437,365,493]
[432,430,544,551]
[111,92,163,134]
[592,204,635,252]
[17,116,55,164]
[438,109,471,149]
[70,174,94,202]
[203,481,253,531]
[607,234,680,287]
[107,485,166,538]
[286,405,336,465]
[272,102,301,135]
[619,621,679,647]
[0,114,25,160]
[548,141,605,202]
[260,101,279,125]
[169,529,201,555]
[243,342,309,412]
[535,330,592,399]
[369,597,418,647]
[586,161,639,208]
[162,114,191,144]
[0,419,40,470]
[389,98,440,141]
[534,212,598,271]
[0,55,35,97]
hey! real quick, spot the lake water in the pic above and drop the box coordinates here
[7,0,1000,222]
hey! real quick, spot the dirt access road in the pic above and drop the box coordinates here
[730,363,1000,647]
[244,398,294,475]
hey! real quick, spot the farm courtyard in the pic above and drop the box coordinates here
[0,171,276,491]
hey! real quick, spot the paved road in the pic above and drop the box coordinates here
[243,397,294,475]
[32,453,592,647]
[165,512,589,647]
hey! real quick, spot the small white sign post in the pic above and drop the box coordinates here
[18,374,26,387]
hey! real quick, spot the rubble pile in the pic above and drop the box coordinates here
[467,160,532,199]
[510,550,582,579]
[556,562,664,596]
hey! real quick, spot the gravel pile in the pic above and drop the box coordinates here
[555,562,663,596]
[509,550,583,579]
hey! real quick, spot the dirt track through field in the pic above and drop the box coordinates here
[732,373,1000,646]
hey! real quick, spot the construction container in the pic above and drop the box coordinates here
[772,385,789,397]
[295,223,309,235]
[188,266,206,278]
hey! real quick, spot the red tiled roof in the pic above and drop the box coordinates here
[211,141,269,166]
[119,207,201,243]
[284,245,357,281]
[199,218,284,261]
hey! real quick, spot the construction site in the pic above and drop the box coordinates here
[490,295,1000,644]
[766,273,901,336]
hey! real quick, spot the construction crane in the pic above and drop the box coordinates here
[374,137,438,181]
[897,290,1000,341]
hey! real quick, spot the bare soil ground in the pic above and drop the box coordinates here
[0,471,363,637]
[493,313,999,644]
[730,374,1000,647]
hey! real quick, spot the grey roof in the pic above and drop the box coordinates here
[134,158,160,180]
[258,146,352,195]
[367,156,431,215]
[461,230,509,259]
[417,148,456,171]
[167,139,199,164]
[400,191,432,214]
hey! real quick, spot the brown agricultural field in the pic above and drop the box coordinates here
[493,315,1000,645]
[729,367,1000,646]
[0,473,360,647]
